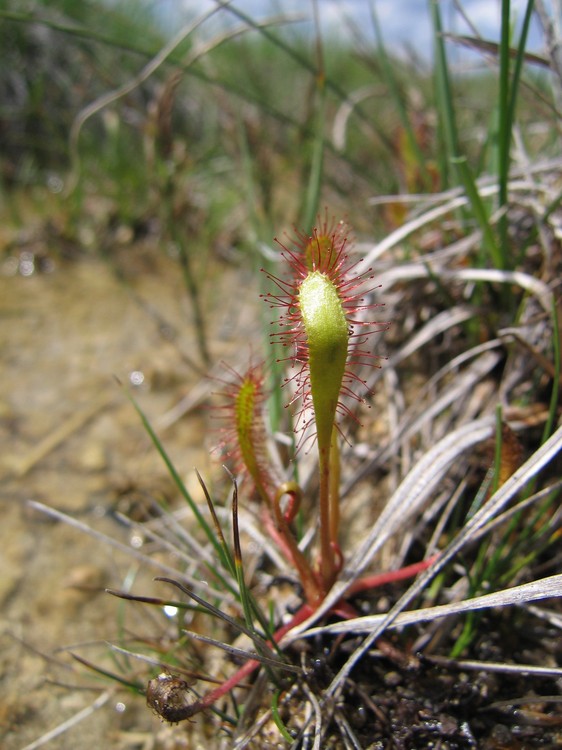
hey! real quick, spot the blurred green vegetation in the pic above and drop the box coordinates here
[2,0,558,239]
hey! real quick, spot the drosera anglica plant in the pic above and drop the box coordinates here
[208,217,390,610]
[128,214,429,725]
[93,188,562,742]
[213,361,280,507]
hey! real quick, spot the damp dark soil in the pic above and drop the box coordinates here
[313,618,562,749]
[227,599,562,749]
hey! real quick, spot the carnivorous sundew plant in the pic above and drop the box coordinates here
[215,217,389,608]
[127,215,436,725]
[263,217,388,594]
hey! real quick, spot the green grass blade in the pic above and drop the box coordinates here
[230,472,257,635]
[542,297,561,442]
[227,471,280,647]
[492,406,504,497]
[122,387,229,571]
[452,156,501,267]
[369,0,430,188]
[496,0,534,269]
[430,0,459,187]
[0,8,163,56]
[507,0,535,141]
[497,0,512,247]
[300,82,326,233]
[71,653,144,693]
[196,469,237,578]
[271,689,294,742]
[106,588,202,614]
[155,577,285,669]
[164,469,278,654]
[300,1,325,232]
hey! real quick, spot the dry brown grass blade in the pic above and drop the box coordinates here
[441,33,551,68]
[295,573,562,637]
[321,422,562,696]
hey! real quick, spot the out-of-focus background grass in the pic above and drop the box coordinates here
[2,0,556,253]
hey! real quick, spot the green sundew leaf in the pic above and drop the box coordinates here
[234,377,265,491]
[298,271,348,452]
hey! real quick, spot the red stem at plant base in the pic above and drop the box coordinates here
[184,555,438,720]
[194,602,315,714]
[260,506,297,565]
[272,487,324,607]
[347,555,439,595]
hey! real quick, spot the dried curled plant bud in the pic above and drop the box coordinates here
[146,673,198,723]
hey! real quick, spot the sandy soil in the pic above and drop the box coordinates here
[0,242,258,749]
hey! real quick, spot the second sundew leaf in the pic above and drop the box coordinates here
[218,363,276,506]
[235,375,264,487]
[298,270,348,451]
